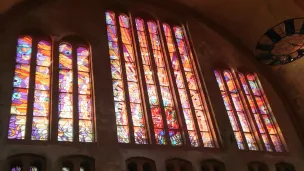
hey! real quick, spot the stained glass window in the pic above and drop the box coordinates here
[32,40,51,141]
[163,24,215,147]
[147,21,182,146]
[58,43,94,142]
[9,37,52,141]
[239,73,284,152]
[214,70,258,150]
[106,11,148,144]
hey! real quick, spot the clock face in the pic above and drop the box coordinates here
[255,18,304,66]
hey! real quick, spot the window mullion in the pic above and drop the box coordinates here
[159,23,191,147]
[115,14,136,144]
[221,71,249,150]
[169,26,203,147]
[25,38,38,140]
[235,73,265,151]
[72,45,79,142]
[131,17,156,144]
[51,40,60,142]
[144,21,171,145]
[244,75,276,151]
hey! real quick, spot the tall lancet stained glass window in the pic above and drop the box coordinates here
[106,11,148,144]
[214,70,258,150]
[163,24,215,147]
[9,36,51,140]
[58,43,94,142]
[238,73,284,152]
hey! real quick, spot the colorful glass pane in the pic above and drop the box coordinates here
[185,72,198,90]
[237,112,250,132]
[113,80,124,101]
[178,89,190,108]
[119,15,129,28]
[176,39,187,55]
[10,88,28,115]
[165,107,179,129]
[154,129,166,145]
[151,107,163,128]
[261,134,273,152]
[14,64,30,88]
[115,102,128,125]
[247,95,257,113]
[128,82,141,103]
[79,120,93,142]
[169,130,182,146]
[134,126,148,144]
[188,131,199,147]
[8,115,26,139]
[125,62,138,82]
[16,36,32,64]
[255,96,268,114]
[135,18,145,31]
[122,44,134,62]
[160,86,173,107]
[196,110,209,131]
[234,132,245,150]
[270,135,283,152]
[35,66,50,90]
[214,71,225,91]
[221,92,232,110]
[33,90,49,116]
[31,117,48,140]
[111,60,122,79]
[78,72,91,94]
[140,48,150,64]
[190,90,203,109]
[58,93,73,118]
[109,42,120,60]
[59,70,73,93]
[120,28,132,44]
[147,21,158,33]
[224,71,237,93]
[78,95,92,119]
[182,109,195,130]
[11,166,22,171]
[106,11,115,25]
[231,93,243,111]
[107,25,118,42]
[144,65,154,84]
[173,27,183,39]
[117,126,130,143]
[58,119,73,141]
[130,103,144,126]
[59,43,72,69]
[147,85,159,105]
[254,114,265,133]
[77,47,90,72]
[244,133,258,150]
[37,40,51,67]
[153,50,165,66]
[201,132,213,147]
[174,70,184,88]
[227,111,239,131]
[262,115,277,134]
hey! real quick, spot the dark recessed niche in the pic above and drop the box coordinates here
[255,18,304,65]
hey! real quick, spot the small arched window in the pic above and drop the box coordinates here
[201,159,225,171]
[166,158,192,171]
[7,154,46,171]
[9,35,52,140]
[60,155,94,171]
[248,162,268,171]
[275,162,295,171]
[126,157,156,171]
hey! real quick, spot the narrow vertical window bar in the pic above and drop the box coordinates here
[135,18,165,145]
[147,21,183,146]
[31,40,52,140]
[58,43,74,142]
[105,11,131,143]
[77,47,94,142]
[72,45,80,142]
[163,24,200,147]
[173,26,216,147]
[246,74,284,152]
[214,70,246,150]
[238,73,273,151]
[118,14,148,144]
[8,36,33,140]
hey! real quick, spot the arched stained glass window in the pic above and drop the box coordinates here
[106,11,218,147]
[105,11,148,144]
[238,73,284,152]
[9,36,51,140]
[58,43,94,142]
[214,70,258,150]
[163,24,215,147]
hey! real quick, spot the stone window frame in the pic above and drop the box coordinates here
[6,153,46,171]
[201,159,225,171]
[275,162,295,171]
[59,155,95,171]
[166,158,193,171]
[126,157,156,171]
[247,161,269,171]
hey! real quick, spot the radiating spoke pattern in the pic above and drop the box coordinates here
[147,21,183,146]
[163,24,214,147]
[31,40,51,140]
[135,18,167,145]
[239,73,284,152]
[58,43,74,142]
[8,36,32,139]
[214,70,258,150]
